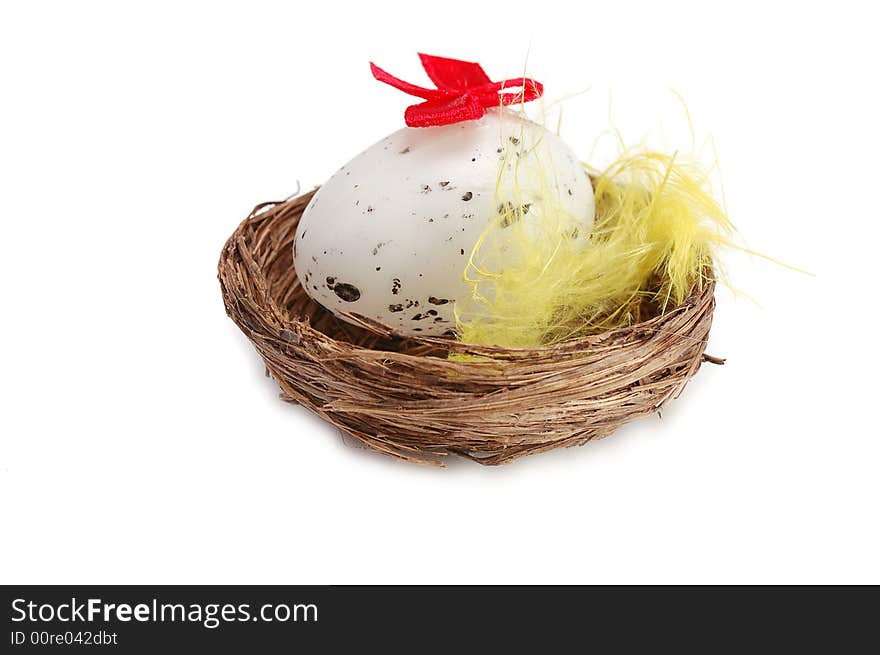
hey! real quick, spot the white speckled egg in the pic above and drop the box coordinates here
[293,108,594,336]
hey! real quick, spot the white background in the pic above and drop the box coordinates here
[1,1,877,584]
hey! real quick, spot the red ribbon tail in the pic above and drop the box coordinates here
[370,62,440,101]
[495,78,544,107]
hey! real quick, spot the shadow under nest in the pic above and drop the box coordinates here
[218,189,719,466]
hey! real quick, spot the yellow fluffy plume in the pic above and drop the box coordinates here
[455,149,735,348]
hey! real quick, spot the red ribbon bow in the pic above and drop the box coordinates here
[370,53,544,128]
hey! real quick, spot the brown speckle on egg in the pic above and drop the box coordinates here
[332,283,361,302]
[400,146,411,154]
[388,303,403,312]
[391,278,401,295]
[428,296,449,305]
[461,191,473,201]
[497,201,530,228]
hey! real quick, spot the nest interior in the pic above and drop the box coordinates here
[218,190,719,465]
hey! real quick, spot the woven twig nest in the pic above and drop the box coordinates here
[218,189,719,465]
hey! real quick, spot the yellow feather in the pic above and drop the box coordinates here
[454,146,736,348]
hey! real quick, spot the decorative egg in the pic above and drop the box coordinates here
[293,108,595,336]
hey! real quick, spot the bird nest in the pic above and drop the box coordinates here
[218,190,721,466]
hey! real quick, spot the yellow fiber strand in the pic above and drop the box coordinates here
[455,146,736,348]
